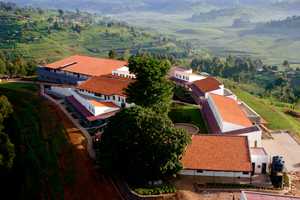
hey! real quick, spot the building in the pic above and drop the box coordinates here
[169,67,206,88]
[240,191,300,200]
[190,77,224,101]
[37,55,129,84]
[202,93,262,148]
[180,135,252,179]
[48,75,134,130]
[250,148,269,174]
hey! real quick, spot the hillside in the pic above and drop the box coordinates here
[0,3,190,63]
[239,15,300,38]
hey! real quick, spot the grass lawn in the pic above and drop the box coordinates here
[0,82,75,199]
[233,88,300,135]
[0,82,39,91]
[169,103,208,133]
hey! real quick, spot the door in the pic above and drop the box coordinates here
[262,163,267,174]
[251,163,255,175]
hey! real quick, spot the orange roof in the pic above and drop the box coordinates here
[181,135,252,172]
[45,55,127,76]
[192,77,221,93]
[77,75,134,96]
[210,94,253,127]
[88,100,119,108]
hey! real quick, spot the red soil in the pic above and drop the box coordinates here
[48,103,122,200]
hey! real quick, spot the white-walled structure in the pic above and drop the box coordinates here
[250,148,269,174]
[207,94,253,133]
[180,135,252,179]
[190,77,225,103]
[204,94,262,148]
[112,66,135,79]
[171,67,205,83]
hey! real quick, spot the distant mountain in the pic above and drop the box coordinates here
[4,0,291,13]
[188,7,253,22]
[242,15,300,37]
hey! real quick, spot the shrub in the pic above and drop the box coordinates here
[132,183,176,196]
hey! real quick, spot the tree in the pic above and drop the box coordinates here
[122,49,131,60]
[0,96,14,169]
[0,96,13,126]
[125,55,173,113]
[283,60,290,68]
[98,106,190,183]
[108,50,117,59]
[0,58,6,75]
[0,132,15,169]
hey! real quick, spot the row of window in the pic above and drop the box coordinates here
[78,89,126,103]
[112,72,135,79]
[175,73,189,81]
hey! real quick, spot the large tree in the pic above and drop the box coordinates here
[98,106,190,183]
[0,96,14,169]
[126,55,173,113]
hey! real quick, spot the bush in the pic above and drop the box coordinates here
[283,172,289,187]
[132,183,176,196]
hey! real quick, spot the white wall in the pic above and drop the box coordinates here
[50,86,72,97]
[223,121,247,133]
[77,89,133,107]
[251,153,269,174]
[93,104,119,116]
[241,130,262,148]
[173,70,205,83]
[112,66,135,79]
[208,95,224,131]
[204,85,224,98]
[179,170,251,178]
[70,90,118,116]
[71,90,97,115]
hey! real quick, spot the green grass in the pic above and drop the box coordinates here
[233,88,300,135]
[0,82,75,200]
[169,103,207,133]
[0,82,38,91]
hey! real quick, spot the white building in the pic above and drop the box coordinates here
[112,66,136,79]
[48,75,134,124]
[250,148,269,174]
[205,93,262,148]
[169,67,206,88]
[180,135,252,179]
[191,77,225,100]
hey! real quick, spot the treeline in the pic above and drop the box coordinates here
[191,56,300,104]
[265,15,300,29]
[0,51,36,77]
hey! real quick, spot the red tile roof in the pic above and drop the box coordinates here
[77,75,134,96]
[88,100,119,108]
[181,135,252,172]
[209,94,253,127]
[45,55,127,76]
[242,191,300,200]
[192,77,221,93]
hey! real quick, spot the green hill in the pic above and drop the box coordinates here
[0,3,190,64]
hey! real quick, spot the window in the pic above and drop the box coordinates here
[113,96,115,100]
[196,170,203,173]
[118,97,121,102]
[243,172,249,175]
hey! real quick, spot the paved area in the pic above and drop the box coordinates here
[262,132,300,172]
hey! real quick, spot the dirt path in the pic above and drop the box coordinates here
[48,103,123,200]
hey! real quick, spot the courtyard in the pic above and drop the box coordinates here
[262,132,300,172]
